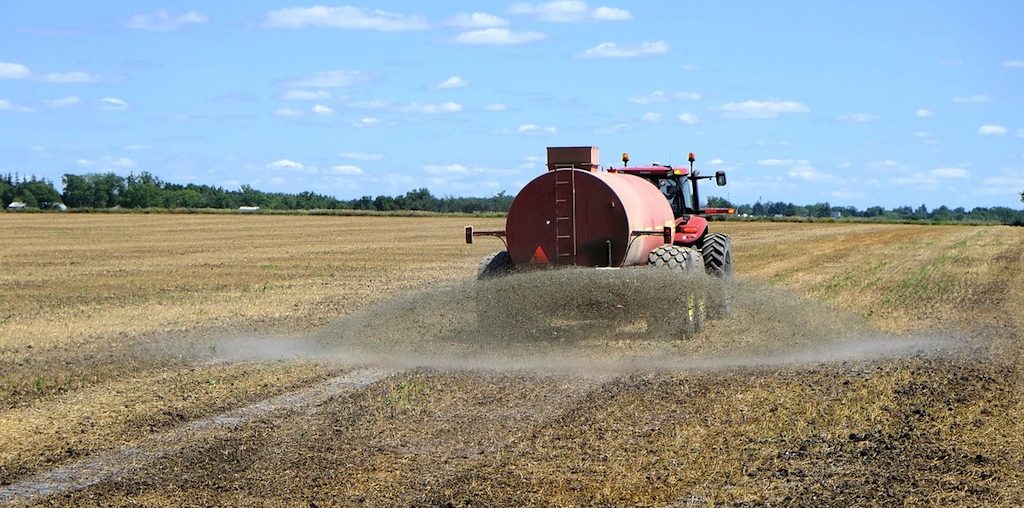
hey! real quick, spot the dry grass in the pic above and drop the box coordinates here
[1,215,1022,506]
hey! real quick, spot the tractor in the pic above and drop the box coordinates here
[464,146,734,337]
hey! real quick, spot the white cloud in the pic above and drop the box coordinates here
[928,167,969,178]
[0,99,32,112]
[0,62,100,83]
[99,97,129,110]
[330,164,363,175]
[758,159,837,183]
[45,96,81,107]
[641,112,661,123]
[581,41,668,58]
[266,159,304,170]
[708,158,725,166]
[837,113,878,123]
[757,159,797,167]
[76,159,93,167]
[485,103,508,111]
[979,176,1024,194]
[677,113,698,124]
[106,157,136,169]
[274,107,303,117]
[591,6,631,20]
[505,124,557,135]
[912,131,930,138]
[286,70,369,88]
[400,102,463,114]
[916,108,933,117]
[830,190,865,200]
[0,62,31,79]
[509,1,631,22]
[1001,60,1024,68]
[40,71,101,83]
[454,28,545,45]
[978,124,1007,135]
[435,75,468,89]
[593,123,629,134]
[629,91,668,104]
[347,100,389,109]
[789,167,828,182]
[353,117,380,126]
[264,6,429,31]
[424,163,469,175]
[890,167,970,187]
[311,104,334,116]
[125,10,208,31]
[446,12,508,28]
[953,94,991,103]
[282,89,331,101]
[628,90,701,104]
[719,100,809,119]
[339,152,383,161]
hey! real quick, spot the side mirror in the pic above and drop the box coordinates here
[715,171,727,186]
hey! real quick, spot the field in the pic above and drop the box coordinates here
[1,214,1023,506]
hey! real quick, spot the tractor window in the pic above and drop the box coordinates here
[679,178,693,214]
[657,178,689,217]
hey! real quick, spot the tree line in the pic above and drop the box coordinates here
[0,172,513,214]
[1,171,1021,224]
[706,196,1024,225]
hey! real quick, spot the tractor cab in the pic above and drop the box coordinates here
[608,152,728,220]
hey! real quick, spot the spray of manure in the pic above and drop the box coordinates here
[210,268,956,373]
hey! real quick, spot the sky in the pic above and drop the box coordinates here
[1,1,1022,209]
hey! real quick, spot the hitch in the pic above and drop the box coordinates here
[465,226,507,245]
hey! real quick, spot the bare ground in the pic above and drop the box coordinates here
[1,216,1022,506]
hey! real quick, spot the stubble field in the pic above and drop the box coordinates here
[1,214,1022,506]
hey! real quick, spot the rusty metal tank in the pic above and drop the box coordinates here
[506,167,675,267]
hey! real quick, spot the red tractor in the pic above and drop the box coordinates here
[466,146,733,279]
[465,146,733,337]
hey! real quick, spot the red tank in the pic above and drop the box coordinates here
[505,168,674,267]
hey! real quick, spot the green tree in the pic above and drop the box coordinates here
[62,174,93,208]
[705,196,733,208]
[0,180,13,207]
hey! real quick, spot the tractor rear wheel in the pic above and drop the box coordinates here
[701,233,733,278]
[477,250,515,280]
[701,233,733,318]
[647,245,706,338]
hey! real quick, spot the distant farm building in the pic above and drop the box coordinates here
[7,201,27,210]
[239,206,260,213]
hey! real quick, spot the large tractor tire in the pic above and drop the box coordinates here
[647,245,706,338]
[701,233,733,278]
[477,250,515,280]
[701,233,733,318]
[648,245,705,274]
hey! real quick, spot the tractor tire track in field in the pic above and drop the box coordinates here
[0,367,393,505]
[44,371,615,506]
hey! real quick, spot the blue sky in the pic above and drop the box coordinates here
[1,1,1022,208]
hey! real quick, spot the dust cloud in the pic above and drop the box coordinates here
[210,268,956,373]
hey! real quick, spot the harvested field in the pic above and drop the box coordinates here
[1,214,1022,506]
